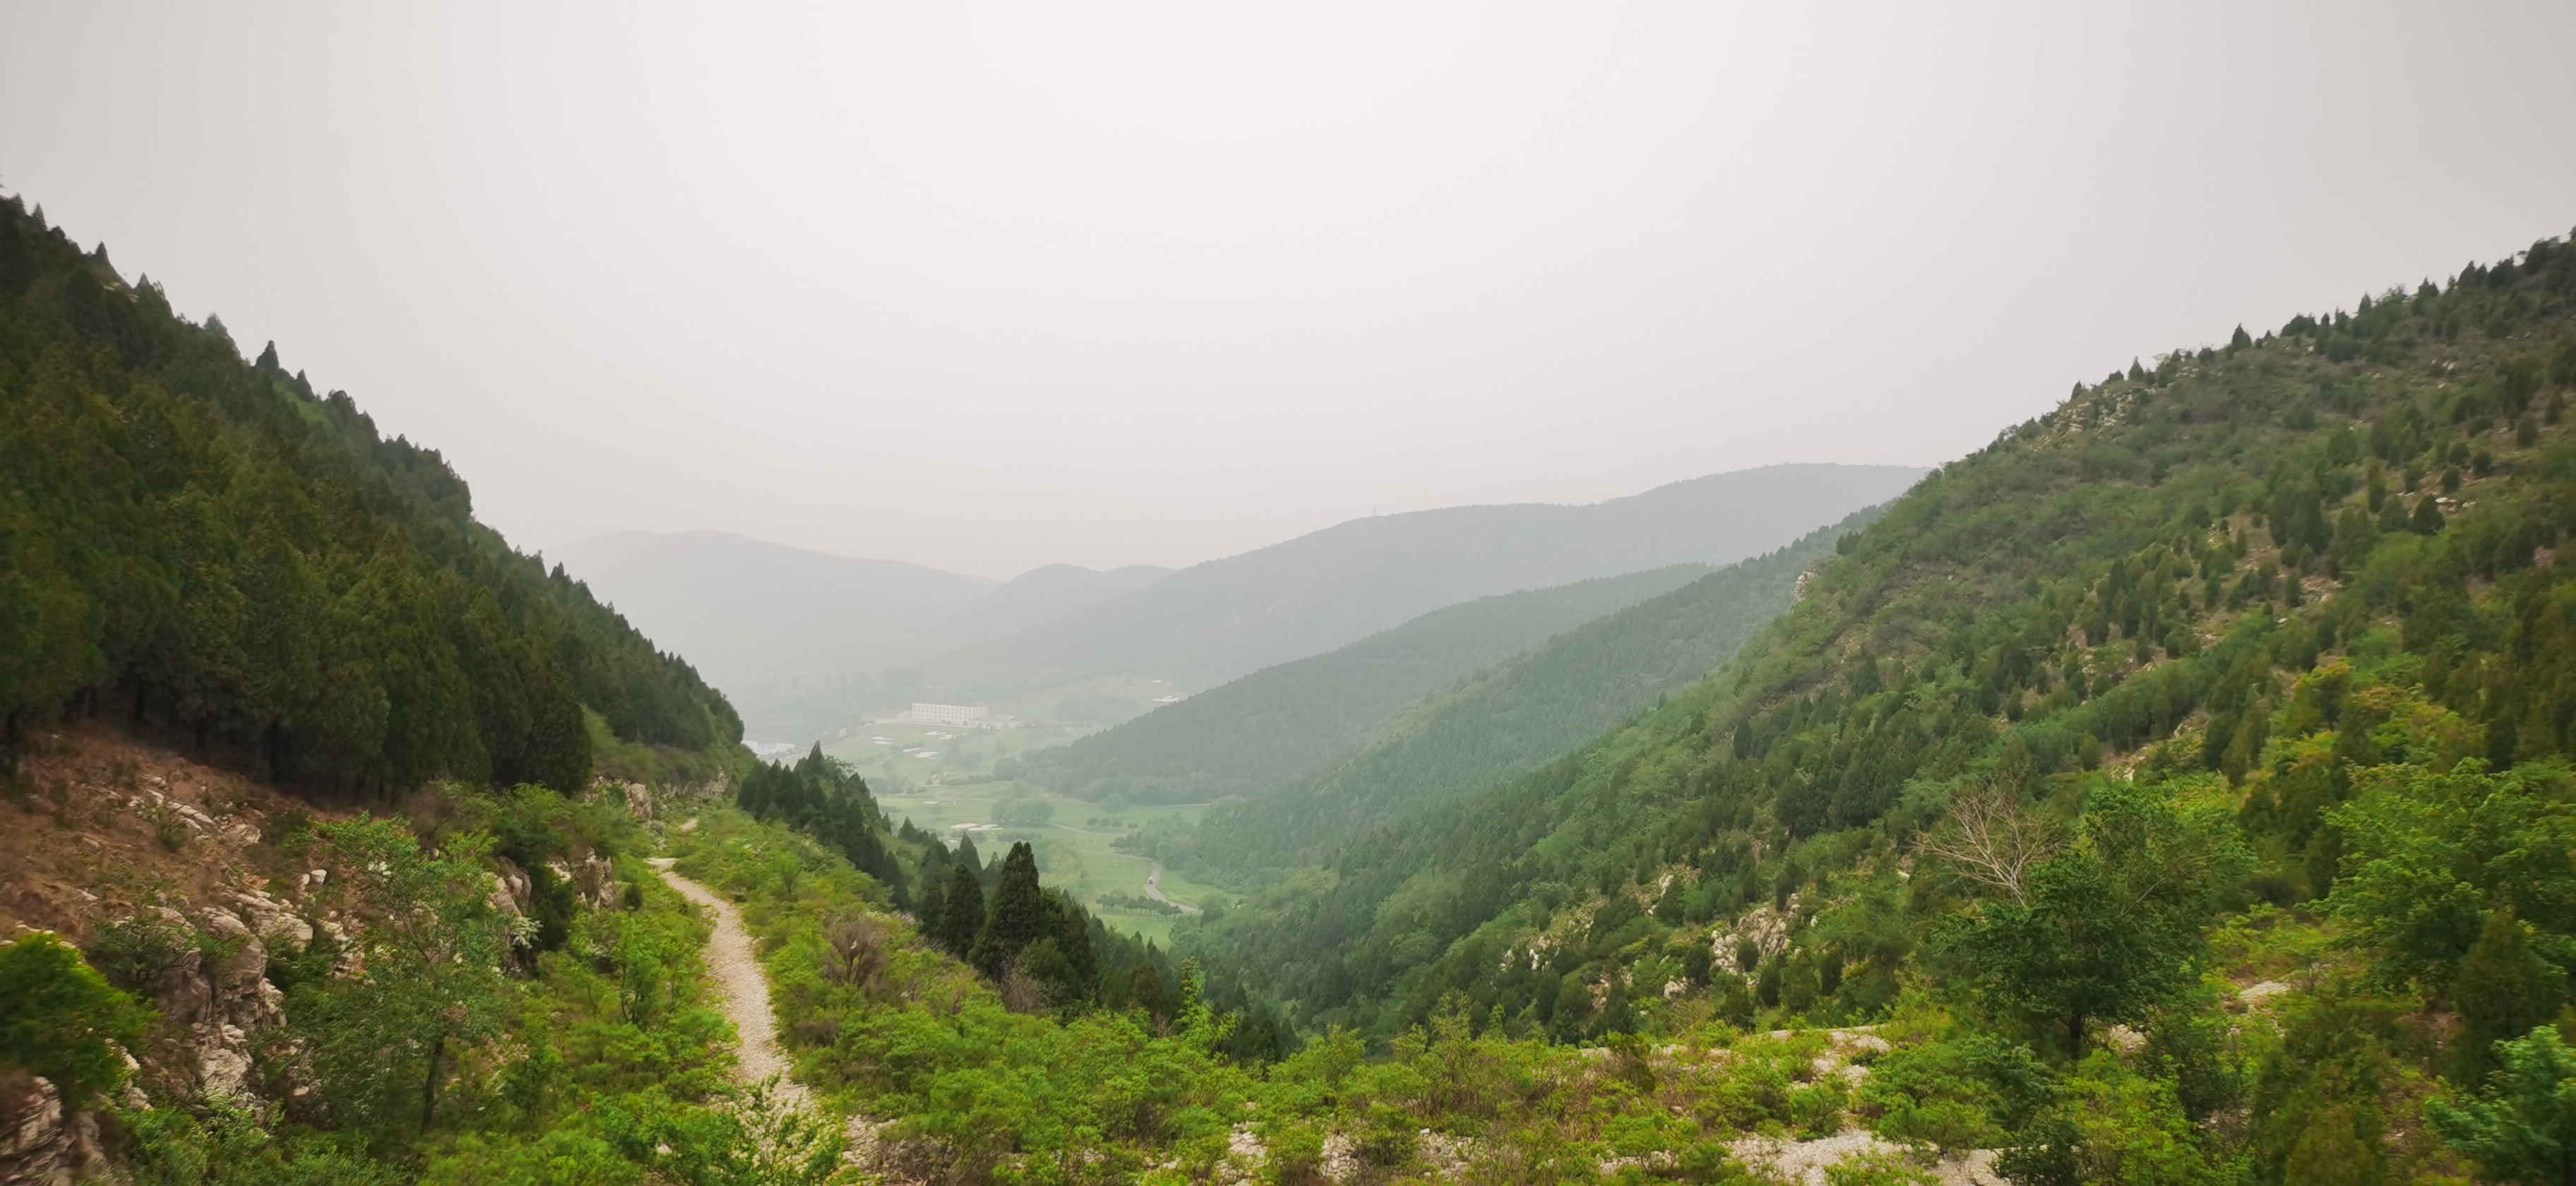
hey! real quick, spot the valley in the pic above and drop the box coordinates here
[6,121,2576,1185]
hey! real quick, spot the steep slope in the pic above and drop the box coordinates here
[931,462,1928,697]
[1181,233,2576,1053]
[550,529,999,690]
[1014,564,1712,805]
[1186,509,1878,873]
[0,198,738,789]
[931,562,1174,647]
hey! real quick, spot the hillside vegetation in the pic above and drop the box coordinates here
[1165,232,2576,1179]
[18,182,2576,1184]
[0,198,739,791]
[1013,564,1712,805]
[1182,510,1880,875]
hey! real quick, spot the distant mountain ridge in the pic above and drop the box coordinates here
[559,463,1925,741]
[932,563,1176,647]
[550,530,1001,690]
[927,463,1928,700]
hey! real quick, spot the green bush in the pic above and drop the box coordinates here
[0,931,151,1104]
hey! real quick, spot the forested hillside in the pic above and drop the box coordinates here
[0,198,739,791]
[1170,233,2576,1178]
[1183,510,1879,876]
[1012,563,1711,805]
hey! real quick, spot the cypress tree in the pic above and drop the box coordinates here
[914,867,947,942]
[2411,496,2446,535]
[2452,907,2564,1085]
[936,862,982,957]
[972,841,1046,978]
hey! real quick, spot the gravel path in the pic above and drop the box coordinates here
[1143,860,1200,914]
[650,858,808,1106]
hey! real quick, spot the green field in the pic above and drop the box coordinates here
[832,736,1222,945]
[823,717,1086,788]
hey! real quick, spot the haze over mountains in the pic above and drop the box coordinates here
[549,530,1002,688]
[1013,563,1718,805]
[559,462,1926,741]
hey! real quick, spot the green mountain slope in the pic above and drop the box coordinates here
[1181,232,2576,1063]
[0,198,739,788]
[1012,564,1712,805]
[1185,510,1881,874]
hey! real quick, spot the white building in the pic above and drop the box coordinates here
[903,702,988,727]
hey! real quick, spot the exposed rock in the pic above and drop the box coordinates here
[0,1074,112,1185]
[196,1026,254,1101]
[1318,1132,1359,1182]
[1709,903,1799,966]
[2238,980,2291,1009]
[229,889,314,953]
[566,853,619,911]
[199,908,281,1031]
[1828,1028,1891,1056]
[491,857,534,918]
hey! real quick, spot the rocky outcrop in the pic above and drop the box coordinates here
[0,1073,110,1186]
[125,898,306,1103]
[560,853,619,911]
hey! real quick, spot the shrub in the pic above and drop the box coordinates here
[89,914,197,993]
[0,932,151,1103]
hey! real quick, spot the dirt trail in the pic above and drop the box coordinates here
[649,858,808,1107]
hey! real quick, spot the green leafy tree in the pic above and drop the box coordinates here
[289,817,512,1148]
[0,930,150,1104]
[1936,781,2244,1056]
[2327,760,2576,993]
[2429,1024,2576,1186]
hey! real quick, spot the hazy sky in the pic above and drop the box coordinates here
[5,4,2571,578]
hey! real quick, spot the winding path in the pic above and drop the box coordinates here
[1141,860,1200,914]
[648,858,808,1106]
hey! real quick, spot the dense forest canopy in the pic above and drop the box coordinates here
[0,197,740,792]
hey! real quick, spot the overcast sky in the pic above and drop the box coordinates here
[4,4,2571,578]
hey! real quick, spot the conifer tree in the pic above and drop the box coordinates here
[937,862,982,957]
[971,841,1046,978]
[2452,908,2566,1085]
